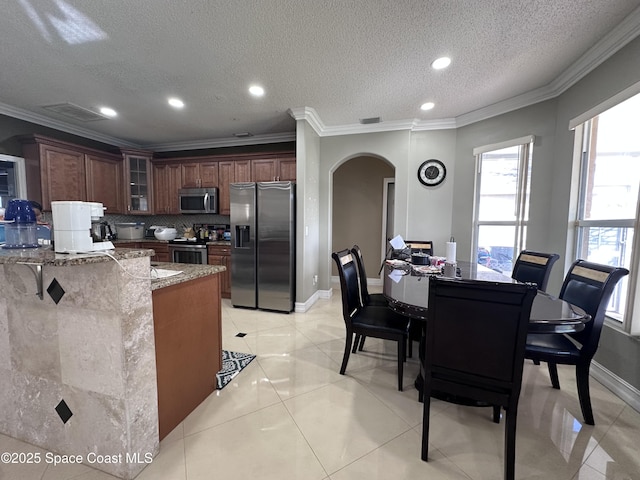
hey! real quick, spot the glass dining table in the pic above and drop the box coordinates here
[383,260,589,333]
[382,260,590,399]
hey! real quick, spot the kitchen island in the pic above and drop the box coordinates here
[0,246,224,479]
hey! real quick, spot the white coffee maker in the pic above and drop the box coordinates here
[51,201,115,253]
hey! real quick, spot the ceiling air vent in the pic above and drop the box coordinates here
[360,117,381,124]
[41,103,110,122]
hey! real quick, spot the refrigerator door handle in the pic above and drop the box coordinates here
[235,225,251,248]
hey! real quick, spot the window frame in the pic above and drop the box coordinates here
[571,105,640,336]
[471,136,535,273]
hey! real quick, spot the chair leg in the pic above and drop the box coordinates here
[533,359,541,365]
[352,335,360,354]
[408,337,413,358]
[492,405,501,423]
[576,363,595,425]
[421,380,432,461]
[547,362,560,389]
[340,332,353,375]
[358,335,366,351]
[397,339,405,391]
[504,405,518,480]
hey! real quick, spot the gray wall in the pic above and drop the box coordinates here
[295,120,321,305]
[317,129,458,292]
[331,156,394,277]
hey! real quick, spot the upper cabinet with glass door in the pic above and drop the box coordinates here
[121,149,153,215]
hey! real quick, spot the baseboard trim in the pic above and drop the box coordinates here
[591,361,640,414]
[295,288,332,313]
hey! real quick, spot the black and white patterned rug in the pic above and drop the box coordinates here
[216,350,256,390]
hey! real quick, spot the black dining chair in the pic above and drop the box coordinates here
[351,244,421,358]
[332,249,410,391]
[525,259,629,425]
[511,250,560,291]
[406,240,434,255]
[351,245,388,307]
[421,277,537,480]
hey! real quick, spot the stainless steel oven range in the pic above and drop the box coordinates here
[168,241,208,264]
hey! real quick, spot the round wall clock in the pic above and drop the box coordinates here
[417,159,446,187]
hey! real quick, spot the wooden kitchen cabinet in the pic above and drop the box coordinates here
[251,158,277,182]
[86,153,124,214]
[152,273,222,440]
[235,160,252,183]
[141,241,170,262]
[122,149,153,215]
[181,161,219,188]
[20,134,128,211]
[208,244,231,298]
[217,161,234,215]
[116,241,169,262]
[217,159,251,215]
[153,163,182,214]
[115,242,139,249]
[278,155,297,181]
[251,155,296,182]
[21,136,87,209]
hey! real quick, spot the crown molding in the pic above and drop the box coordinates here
[0,101,139,148]
[288,107,324,136]
[288,108,457,137]
[550,5,640,95]
[146,132,296,152]
[455,7,640,128]
[411,118,458,131]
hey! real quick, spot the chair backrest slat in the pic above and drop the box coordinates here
[511,250,560,292]
[332,249,363,325]
[559,260,629,356]
[350,245,370,305]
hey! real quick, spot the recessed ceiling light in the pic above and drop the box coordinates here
[249,85,265,97]
[99,107,117,117]
[420,102,435,111]
[168,98,185,108]
[431,57,451,70]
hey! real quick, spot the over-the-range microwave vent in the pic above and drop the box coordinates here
[41,103,110,122]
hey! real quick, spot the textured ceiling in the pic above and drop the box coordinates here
[1,0,639,150]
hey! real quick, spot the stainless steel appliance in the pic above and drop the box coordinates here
[178,188,218,214]
[230,181,295,312]
[169,241,208,264]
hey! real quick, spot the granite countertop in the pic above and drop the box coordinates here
[150,262,225,290]
[0,245,154,266]
[0,246,225,290]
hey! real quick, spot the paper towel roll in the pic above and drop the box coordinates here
[445,241,457,262]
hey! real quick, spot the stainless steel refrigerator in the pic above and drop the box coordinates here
[230,181,295,312]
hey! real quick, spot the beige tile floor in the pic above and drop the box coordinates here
[2,287,640,480]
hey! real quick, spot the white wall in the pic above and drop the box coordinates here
[407,130,457,256]
[316,129,457,291]
[295,120,320,308]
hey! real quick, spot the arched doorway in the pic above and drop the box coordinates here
[331,155,395,281]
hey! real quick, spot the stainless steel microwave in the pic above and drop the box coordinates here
[178,188,218,214]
